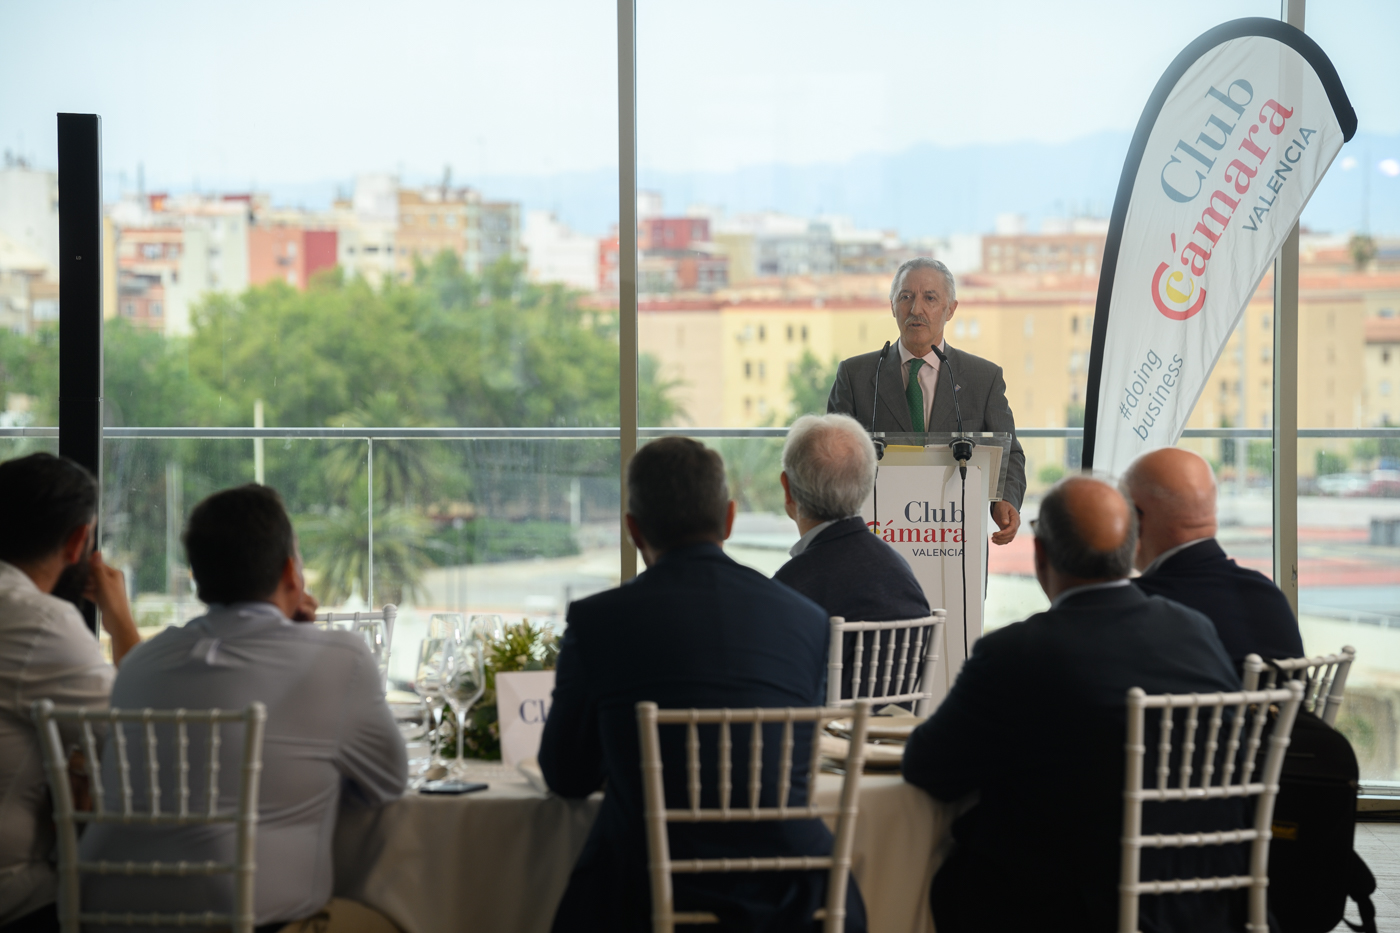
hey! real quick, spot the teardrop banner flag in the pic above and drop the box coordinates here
[1082,18,1356,474]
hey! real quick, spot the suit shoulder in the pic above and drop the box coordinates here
[837,348,888,372]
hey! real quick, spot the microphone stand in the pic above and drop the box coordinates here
[869,341,891,462]
[930,343,972,665]
[869,341,891,531]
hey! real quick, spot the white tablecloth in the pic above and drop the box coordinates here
[333,764,957,933]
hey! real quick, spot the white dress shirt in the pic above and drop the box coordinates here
[788,520,837,558]
[0,561,114,924]
[897,340,945,429]
[79,602,407,925]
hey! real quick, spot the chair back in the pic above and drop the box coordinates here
[31,699,267,933]
[636,700,870,933]
[1241,647,1355,727]
[1118,680,1304,933]
[315,604,396,690]
[827,613,945,716]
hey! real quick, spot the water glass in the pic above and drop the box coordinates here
[413,637,451,775]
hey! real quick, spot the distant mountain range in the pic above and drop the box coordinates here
[243,130,1400,241]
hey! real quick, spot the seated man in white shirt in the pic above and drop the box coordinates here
[0,454,139,933]
[79,484,406,932]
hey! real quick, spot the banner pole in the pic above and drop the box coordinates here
[1272,0,1304,617]
[617,0,639,582]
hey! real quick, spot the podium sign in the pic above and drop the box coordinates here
[860,436,1008,709]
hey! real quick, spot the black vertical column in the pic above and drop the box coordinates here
[58,113,103,632]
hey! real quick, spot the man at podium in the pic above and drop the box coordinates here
[827,257,1026,544]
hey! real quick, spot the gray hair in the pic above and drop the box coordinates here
[1034,475,1138,580]
[889,257,957,305]
[782,414,876,522]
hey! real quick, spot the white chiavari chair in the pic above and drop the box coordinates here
[636,700,870,933]
[827,612,945,716]
[31,699,267,933]
[1118,679,1304,933]
[314,604,397,690]
[1241,647,1355,727]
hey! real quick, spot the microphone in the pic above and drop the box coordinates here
[869,341,891,461]
[930,343,974,479]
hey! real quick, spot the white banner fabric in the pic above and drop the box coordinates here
[1091,33,1347,475]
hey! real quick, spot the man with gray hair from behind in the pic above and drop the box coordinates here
[774,413,929,700]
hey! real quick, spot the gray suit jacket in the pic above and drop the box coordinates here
[827,343,1027,510]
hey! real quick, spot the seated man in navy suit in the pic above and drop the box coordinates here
[773,413,929,701]
[1124,446,1304,670]
[540,437,866,933]
[903,476,1244,932]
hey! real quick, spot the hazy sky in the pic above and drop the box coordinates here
[3,0,1395,194]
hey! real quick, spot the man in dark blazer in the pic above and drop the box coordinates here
[1124,446,1304,669]
[772,413,929,701]
[902,476,1244,933]
[826,257,1026,544]
[539,437,866,933]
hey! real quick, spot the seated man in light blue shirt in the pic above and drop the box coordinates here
[79,485,406,931]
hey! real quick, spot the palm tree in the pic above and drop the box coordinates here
[298,503,433,606]
[324,391,443,508]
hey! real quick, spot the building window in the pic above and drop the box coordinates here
[1383,380,1393,397]
[787,325,794,342]
[1384,349,1392,364]
[801,326,808,342]
[1024,316,1034,337]
[122,302,135,317]
[969,319,980,338]
[758,325,766,342]
[758,361,766,380]
[744,361,752,379]
[1070,316,1078,334]
[150,302,163,317]
[954,320,965,338]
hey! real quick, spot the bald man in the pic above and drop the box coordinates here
[1124,448,1303,669]
[902,476,1242,933]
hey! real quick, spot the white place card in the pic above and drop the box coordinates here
[496,670,556,767]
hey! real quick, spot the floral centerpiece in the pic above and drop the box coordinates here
[446,619,559,760]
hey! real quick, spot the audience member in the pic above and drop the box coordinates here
[0,454,139,933]
[540,437,866,933]
[902,475,1244,933]
[1124,446,1305,668]
[78,485,406,932]
[773,413,929,700]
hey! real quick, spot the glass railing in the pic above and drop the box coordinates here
[7,424,1398,787]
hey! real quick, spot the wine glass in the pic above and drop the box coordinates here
[413,637,451,776]
[468,613,504,644]
[447,634,487,774]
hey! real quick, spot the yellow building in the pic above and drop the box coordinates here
[638,267,1400,487]
[1366,316,1400,427]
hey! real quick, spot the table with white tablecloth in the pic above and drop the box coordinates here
[333,764,959,933]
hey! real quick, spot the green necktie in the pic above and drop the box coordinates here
[906,358,925,433]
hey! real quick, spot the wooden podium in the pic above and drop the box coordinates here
[858,433,1013,711]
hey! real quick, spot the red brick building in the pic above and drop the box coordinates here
[249,227,338,289]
